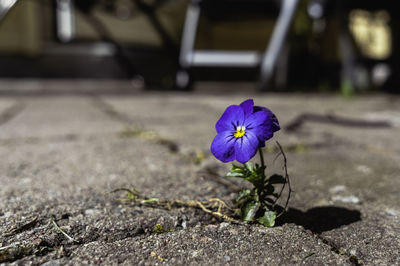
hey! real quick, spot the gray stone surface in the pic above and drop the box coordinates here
[0,98,16,114]
[1,82,400,265]
[0,97,121,139]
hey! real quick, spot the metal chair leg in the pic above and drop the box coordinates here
[259,0,299,91]
[56,0,75,43]
[175,0,201,89]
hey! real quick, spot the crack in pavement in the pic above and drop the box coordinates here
[285,113,392,132]
[0,133,110,146]
[2,216,39,238]
[0,217,145,263]
[90,96,180,153]
[90,95,133,125]
[316,234,363,265]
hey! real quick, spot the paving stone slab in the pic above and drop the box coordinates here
[0,98,17,113]
[0,137,223,202]
[0,97,121,140]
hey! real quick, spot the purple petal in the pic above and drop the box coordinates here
[272,117,280,132]
[210,131,236,163]
[250,125,274,147]
[215,105,244,133]
[244,110,268,130]
[254,106,280,132]
[239,99,254,118]
[247,107,280,147]
[234,131,259,163]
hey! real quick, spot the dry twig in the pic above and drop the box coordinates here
[110,189,242,224]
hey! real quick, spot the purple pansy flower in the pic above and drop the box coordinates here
[210,99,280,163]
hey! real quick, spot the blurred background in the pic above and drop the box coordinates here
[0,0,399,93]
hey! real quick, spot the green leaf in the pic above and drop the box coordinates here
[226,172,245,178]
[249,174,258,182]
[231,164,246,174]
[127,191,136,200]
[153,224,173,233]
[236,189,252,203]
[257,211,277,227]
[264,198,275,204]
[231,164,243,171]
[244,162,253,172]
[264,184,275,195]
[255,165,266,176]
[268,174,286,184]
[241,200,260,222]
[227,164,248,178]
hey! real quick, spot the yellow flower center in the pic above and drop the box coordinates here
[234,126,246,138]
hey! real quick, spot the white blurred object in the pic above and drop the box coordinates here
[56,0,75,43]
[308,1,323,19]
[372,63,391,87]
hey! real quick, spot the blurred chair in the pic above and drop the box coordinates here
[175,0,299,90]
[1,0,178,86]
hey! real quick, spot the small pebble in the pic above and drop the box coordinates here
[355,165,372,174]
[182,221,187,229]
[219,222,230,230]
[332,195,360,204]
[84,209,102,216]
[329,185,346,194]
[385,208,398,216]
[229,228,238,235]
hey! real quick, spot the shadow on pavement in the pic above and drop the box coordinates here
[278,206,361,234]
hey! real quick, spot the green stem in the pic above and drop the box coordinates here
[258,148,266,178]
[258,148,267,200]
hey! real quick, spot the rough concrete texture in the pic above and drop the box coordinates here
[1,82,400,265]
